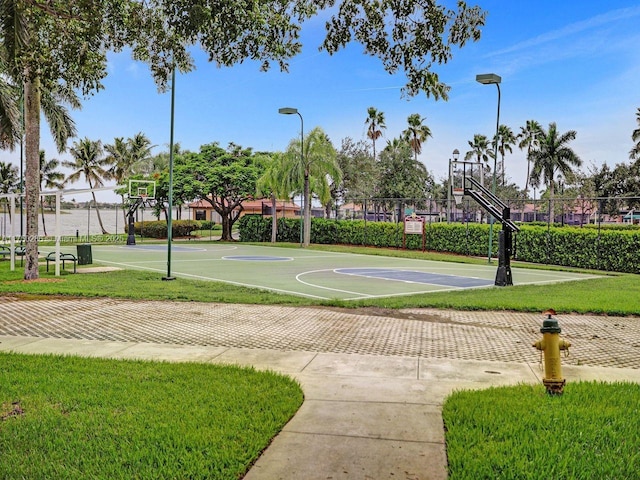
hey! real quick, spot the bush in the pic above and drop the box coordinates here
[134,220,201,238]
[238,216,640,273]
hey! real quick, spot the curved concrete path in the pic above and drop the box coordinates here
[1,297,639,479]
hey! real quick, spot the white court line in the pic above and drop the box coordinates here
[295,269,376,298]
[94,259,331,300]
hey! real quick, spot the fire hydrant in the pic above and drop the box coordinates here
[532,309,571,395]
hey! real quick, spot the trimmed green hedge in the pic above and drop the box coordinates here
[238,215,640,273]
[134,220,201,238]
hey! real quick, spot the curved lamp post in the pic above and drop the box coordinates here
[476,73,501,263]
[278,107,304,247]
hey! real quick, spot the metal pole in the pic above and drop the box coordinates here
[163,67,176,281]
[296,112,304,247]
[487,83,500,263]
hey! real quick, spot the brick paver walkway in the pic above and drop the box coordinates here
[1,297,639,369]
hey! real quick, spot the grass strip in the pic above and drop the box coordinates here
[0,352,303,479]
[2,246,639,314]
[443,382,640,480]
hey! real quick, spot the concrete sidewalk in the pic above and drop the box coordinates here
[1,299,640,479]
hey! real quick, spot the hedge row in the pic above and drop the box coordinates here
[238,215,640,274]
[133,220,201,238]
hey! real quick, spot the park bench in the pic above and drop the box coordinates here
[46,252,77,273]
[1,245,28,265]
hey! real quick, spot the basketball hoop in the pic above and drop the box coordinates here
[453,188,464,205]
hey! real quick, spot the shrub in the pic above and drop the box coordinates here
[237,216,640,273]
[134,220,201,238]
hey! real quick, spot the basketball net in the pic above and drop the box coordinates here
[453,188,464,205]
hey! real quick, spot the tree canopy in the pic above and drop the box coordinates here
[173,142,267,241]
[1,0,485,277]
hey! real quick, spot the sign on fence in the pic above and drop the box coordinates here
[403,214,425,251]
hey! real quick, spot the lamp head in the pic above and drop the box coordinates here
[278,107,298,115]
[452,149,460,161]
[476,73,501,85]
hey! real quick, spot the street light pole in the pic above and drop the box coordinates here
[278,107,304,247]
[162,67,176,281]
[476,73,501,263]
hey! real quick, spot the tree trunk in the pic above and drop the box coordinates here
[303,170,311,247]
[270,194,277,243]
[40,198,48,237]
[88,178,107,234]
[24,75,41,280]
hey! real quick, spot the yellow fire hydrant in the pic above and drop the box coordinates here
[532,309,571,395]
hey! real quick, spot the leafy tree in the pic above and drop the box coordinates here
[174,142,266,241]
[2,0,485,278]
[39,150,64,236]
[528,123,582,220]
[494,124,515,187]
[402,113,432,164]
[378,138,433,217]
[63,138,111,234]
[283,126,340,246]
[517,120,542,194]
[365,107,385,161]
[336,137,377,202]
[630,108,640,160]
[257,152,291,243]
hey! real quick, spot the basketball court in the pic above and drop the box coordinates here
[58,243,602,300]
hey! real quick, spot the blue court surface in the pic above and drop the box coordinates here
[72,243,602,300]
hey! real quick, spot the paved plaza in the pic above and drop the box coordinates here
[1,296,639,479]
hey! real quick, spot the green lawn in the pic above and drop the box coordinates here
[0,352,303,480]
[2,242,639,478]
[443,382,640,479]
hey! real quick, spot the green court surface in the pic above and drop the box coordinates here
[69,243,601,300]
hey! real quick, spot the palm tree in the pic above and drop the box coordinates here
[495,124,515,187]
[284,126,341,247]
[0,31,79,278]
[256,153,290,243]
[105,132,154,224]
[39,150,64,236]
[465,134,491,165]
[0,161,19,222]
[365,107,386,161]
[630,108,640,160]
[63,138,111,234]
[529,122,582,221]
[402,113,432,163]
[517,120,542,193]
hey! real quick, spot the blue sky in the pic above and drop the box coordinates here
[3,0,640,203]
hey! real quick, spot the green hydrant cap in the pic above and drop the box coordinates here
[541,317,561,334]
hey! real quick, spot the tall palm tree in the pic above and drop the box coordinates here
[0,161,18,222]
[630,108,640,160]
[0,27,79,278]
[465,134,491,165]
[284,126,341,247]
[365,107,385,161]
[257,153,291,243]
[517,120,542,193]
[402,113,432,163]
[105,132,154,224]
[63,138,110,234]
[529,122,582,221]
[39,150,64,236]
[495,124,515,187]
